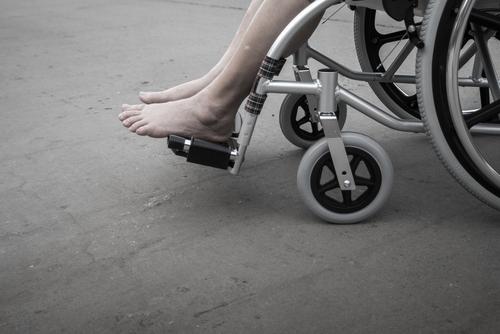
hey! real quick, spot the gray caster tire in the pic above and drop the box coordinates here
[297,133,394,223]
[279,93,347,149]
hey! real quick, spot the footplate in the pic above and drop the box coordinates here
[168,135,238,170]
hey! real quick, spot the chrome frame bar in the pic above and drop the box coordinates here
[318,70,356,190]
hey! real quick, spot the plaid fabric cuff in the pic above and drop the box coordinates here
[244,56,281,115]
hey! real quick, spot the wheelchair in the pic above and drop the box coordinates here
[167,0,500,224]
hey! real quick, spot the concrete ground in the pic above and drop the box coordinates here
[1,0,500,333]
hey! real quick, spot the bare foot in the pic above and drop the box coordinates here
[138,78,206,104]
[119,93,236,142]
[139,71,221,104]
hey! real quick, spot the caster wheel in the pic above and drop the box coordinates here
[279,93,347,149]
[297,133,394,224]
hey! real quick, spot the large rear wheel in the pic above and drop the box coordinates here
[416,0,500,210]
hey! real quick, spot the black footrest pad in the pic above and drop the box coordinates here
[168,135,187,151]
[187,138,231,170]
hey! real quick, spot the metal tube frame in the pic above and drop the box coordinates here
[318,70,356,190]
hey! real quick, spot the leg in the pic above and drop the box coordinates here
[139,0,265,104]
[139,0,320,105]
[119,0,321,142]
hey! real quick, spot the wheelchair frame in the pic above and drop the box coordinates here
[168,0,500,223]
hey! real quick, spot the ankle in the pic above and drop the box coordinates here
[189,94,237,141]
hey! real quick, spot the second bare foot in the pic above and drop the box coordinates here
[139,75,216,105]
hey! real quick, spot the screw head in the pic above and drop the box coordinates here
[344,180,351,188]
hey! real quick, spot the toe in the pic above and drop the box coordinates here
[129,103,146,110]
[122,103,145,111]
[135,125,148,136]
[122,115,143,127]
[129,119,148,133]
[134,123,164,138]
[139,91,167,104]
[119,109,142,121]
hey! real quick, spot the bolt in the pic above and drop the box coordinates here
[344,180,351,188]
[408,25,416,33]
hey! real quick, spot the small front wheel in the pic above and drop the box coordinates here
[279,94,347,149]
[297,133,393,224]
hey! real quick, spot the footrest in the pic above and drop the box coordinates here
[167,135,234,170]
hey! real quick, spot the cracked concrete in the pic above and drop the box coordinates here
[1,0,500,333]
